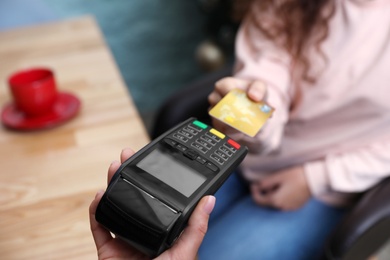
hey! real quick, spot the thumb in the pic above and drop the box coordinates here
[166,196,215,259]
[247,81,267,102]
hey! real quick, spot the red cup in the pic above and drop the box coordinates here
[8,68,58,118]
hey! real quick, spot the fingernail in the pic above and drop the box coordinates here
[95,189,104,199]
[249,88,263,101]
[111,160,119,166]
[203,196,216,215]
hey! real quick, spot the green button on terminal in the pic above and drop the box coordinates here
[192,120,208,129]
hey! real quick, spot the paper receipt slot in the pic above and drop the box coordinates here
[96,118,248,257]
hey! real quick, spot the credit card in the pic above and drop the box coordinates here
[209,89,274,137]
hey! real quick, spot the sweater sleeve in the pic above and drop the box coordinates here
[232,15,293,154]
[304,137,390,198]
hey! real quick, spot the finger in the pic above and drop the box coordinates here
[210,77,251,107]
[169,196,216,259]
[107,160,121,184]
[215,77,237,96]
[247,81,267,102]
[208,91,222,107]
[120,147,135,163]
[215,77,250,96]
[250,183,272,206]
[89,190,113,250]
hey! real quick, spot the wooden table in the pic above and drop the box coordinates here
[0,16,150,259]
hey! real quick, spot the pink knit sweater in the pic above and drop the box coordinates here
[233,0,390,206]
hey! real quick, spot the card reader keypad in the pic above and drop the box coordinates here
[170,120,242,169]
[173,133,189,143]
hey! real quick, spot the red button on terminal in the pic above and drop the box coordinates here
[227,139,240,149]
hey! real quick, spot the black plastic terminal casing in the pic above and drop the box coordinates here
[95,117,248,257]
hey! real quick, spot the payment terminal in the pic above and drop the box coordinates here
[95,117,248,257]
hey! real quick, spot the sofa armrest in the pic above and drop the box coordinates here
[322,177,390,260]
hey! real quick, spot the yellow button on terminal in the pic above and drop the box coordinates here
[210,128,225,139]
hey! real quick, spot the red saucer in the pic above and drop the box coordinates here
[1,92,81,131]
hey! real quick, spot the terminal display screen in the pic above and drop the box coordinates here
[137,148,206,197]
